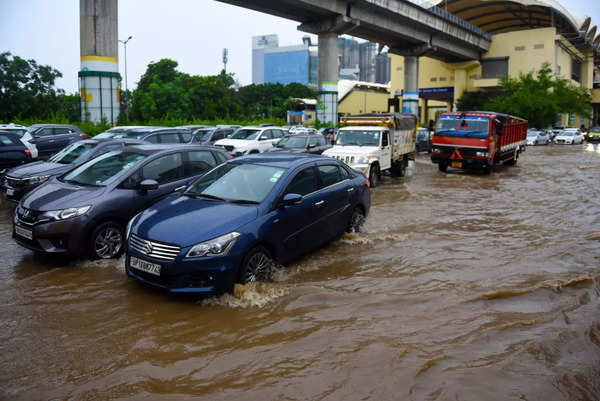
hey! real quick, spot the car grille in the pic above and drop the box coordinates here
[6,176,28,188]
[16,207,48,226]
[331,155,355,164]
[435,146,481,157]
[129,234,181,261]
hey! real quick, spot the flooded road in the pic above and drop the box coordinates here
[1,143,600,400]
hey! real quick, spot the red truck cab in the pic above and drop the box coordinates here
[430,111,527,174]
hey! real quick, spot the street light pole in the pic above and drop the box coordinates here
[118,35,133,121]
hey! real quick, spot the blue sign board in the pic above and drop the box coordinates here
[265,50,309,85]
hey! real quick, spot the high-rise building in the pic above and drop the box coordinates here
[252,35,278,85]
[359,42,377,83]
[264,45,310,86]
[338,38,359,70]
[375,52,391,84]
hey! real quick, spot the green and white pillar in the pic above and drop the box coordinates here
[317,32,338,125]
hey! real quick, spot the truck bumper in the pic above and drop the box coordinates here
[431,156,490,170]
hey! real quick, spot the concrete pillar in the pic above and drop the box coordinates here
[420,98,428,124]
[79,0,120,124]
[317,32,339,124]
[453,68,468,111]
[402,56,419,116]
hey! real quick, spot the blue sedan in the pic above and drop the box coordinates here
[125,153,371,294]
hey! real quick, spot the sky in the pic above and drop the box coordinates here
[1,0,599,94]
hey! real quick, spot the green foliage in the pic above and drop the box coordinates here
[484,63,591,128]
[0,52,80,122]
[456,91,499,112]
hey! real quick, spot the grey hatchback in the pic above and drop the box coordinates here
[27,124,87,158]
[13,144,231,259]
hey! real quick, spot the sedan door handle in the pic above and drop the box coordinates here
[314,200,325,206]
[347,187,355,192]
[174,185,186,192]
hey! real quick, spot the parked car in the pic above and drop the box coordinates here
[588,126,600,142]
[12,144,231,259]
[416,127,432,153]
[27,124,87,158]
[552,125,566,139]
[95,126,153,139]
[554,128,584,144]
[125,153,371,294]
[113,127,192,144]
[0,124,39,158]
[2,138,143,202]
[186,127,235,145]
[267,134,332,154]
[0,131,32,175]
[214,126,285,156]
[526,130,550,145]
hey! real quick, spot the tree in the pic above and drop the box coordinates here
[456,90,500,111]
[485,63,591,128]
[0,52,64,121]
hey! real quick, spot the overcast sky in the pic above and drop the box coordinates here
[1,0,599,94]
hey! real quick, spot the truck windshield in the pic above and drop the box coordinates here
[436,116,490,138]
[336,130,380,146]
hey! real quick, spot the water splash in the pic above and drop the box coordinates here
[201,282,289,308]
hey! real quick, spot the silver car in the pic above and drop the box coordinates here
[526,130,550,146]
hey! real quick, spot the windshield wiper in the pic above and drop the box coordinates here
[229,199,259,205]
[186,193,226,201]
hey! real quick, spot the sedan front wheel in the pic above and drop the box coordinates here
[239,246,273,284]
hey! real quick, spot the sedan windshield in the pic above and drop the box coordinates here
[48,142,96,164]
[277,136,307,148]
[230,129,260,140]
[527,131,539,137]
[562,132,575,136]
[185,163,286,203]
[62,152,146,186]
[194,129,215,141]
[336,130,380,146]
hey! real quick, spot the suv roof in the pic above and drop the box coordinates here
[125,143,227,155]
[29,124,81,130]
[129,127,190,134]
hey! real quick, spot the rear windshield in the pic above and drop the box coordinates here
[0,133,21,146]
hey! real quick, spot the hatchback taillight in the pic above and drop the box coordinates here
[24,149,31,157]
[81,133,87,138]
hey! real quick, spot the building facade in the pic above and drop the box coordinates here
[252,35,278,85]
[389,0,600,127]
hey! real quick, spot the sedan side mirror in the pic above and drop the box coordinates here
[139,179,159,193]
[280,193,302,207]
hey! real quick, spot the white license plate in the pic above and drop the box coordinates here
[130,256,161,276]
[15,225,32,240]
[6,188,14,196]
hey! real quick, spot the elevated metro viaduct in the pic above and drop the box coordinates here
[80,0,492,123]
[216,0,492,123]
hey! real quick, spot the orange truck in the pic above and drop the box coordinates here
[430,111,527,174]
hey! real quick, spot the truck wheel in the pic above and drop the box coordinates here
[506,150,518,166]
[438,163,447,172]
[482,164,492,174]
[368,165,379,188]
[390,161,404,177]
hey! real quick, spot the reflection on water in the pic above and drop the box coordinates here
[0,143,599,400]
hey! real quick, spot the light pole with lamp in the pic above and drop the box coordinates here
[118,35,133,121]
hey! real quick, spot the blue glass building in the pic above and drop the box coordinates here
[264,46,310,86]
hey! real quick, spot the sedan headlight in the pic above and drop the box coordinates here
[475,151,489,157]
[186,232,240,258]
[28,175,50,184]
[41,206,91,221]
[126,212,142,239]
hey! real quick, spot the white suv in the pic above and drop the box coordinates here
[214,126,285,156]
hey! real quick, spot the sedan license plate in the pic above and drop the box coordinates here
[15,225,33,240]
[451,161,462,168]
[130,256,161,276]
[6,188,14,196]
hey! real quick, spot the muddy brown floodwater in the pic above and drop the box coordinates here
[1,143,600,401]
